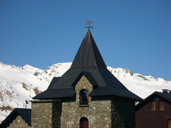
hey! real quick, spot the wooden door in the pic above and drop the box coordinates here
[82,119,88,128]
[80,117,88,128]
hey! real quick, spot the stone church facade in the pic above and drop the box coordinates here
[31,29,141,128]
[0,29,141,128]
[31,76,137,128]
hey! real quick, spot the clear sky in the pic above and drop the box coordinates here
[0,0,171,80]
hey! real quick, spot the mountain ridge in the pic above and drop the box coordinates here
[0,62,170,123]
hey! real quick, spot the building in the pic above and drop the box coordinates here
[136,89,171,128]
[0,29,141,128]
[31,29,141,128]
[0,108,31,128]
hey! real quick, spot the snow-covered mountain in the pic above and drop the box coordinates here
[0,62,170,123]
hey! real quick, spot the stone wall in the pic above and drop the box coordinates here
[61,75,136,128]
[31,75,136,128]
[111,98,135,128]
[61,75,112,128]
[31,100,61,128]
[7,115,31,128]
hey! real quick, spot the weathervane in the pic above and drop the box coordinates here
[84,20,93,29]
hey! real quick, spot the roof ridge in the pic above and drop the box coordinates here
[71,29,106,69]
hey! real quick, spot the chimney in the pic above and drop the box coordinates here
[162,89,168,93]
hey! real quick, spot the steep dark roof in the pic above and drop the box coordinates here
[0,108,31,128]
[47,77,61,89]
[33,29,142,101]
[136,91,171,111]
[34,68,141,100]
[71,29,106,69]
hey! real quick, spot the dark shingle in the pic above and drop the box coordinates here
[33,88,75,99]
[33,29,142,101]
[48,77,60,89]
[71,29,106,69]
[34,68,141,100]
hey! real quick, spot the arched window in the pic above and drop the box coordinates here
[80,117,89,128]
[80,89,89,106]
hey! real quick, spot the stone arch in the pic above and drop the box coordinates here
[80,117,89,128]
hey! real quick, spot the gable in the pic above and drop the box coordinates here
[75,75,93,91]
[136,92,171,111]
[0,108,31,128]
[71,71,98,88]
[7,115,30,128]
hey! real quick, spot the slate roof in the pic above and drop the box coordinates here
[0,108,31,128]
[33,29,142,101]
[71,29,106,69]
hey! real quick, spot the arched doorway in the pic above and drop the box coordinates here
[80,117,89,128]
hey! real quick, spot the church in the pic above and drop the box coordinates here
[0,29,141,128]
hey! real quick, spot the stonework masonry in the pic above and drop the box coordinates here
[31,75,136,128]
[111,98,135,128]
[61,75,111,128]
[7,115,31,128]
[31,100,61,128]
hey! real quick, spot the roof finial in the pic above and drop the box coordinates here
[84,20,93,29]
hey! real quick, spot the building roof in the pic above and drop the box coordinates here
[33,29,142,101]
[136,91,171,111]
[71,29,106,69]
[0,108,31,128]
[157,91,171,102]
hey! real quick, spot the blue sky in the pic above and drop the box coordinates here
[0,0,171,80]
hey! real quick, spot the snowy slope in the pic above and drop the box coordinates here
[0,62,171,123]
[0,62,49,122]
[107,67,170,98]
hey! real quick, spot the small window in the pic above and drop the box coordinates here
[151,101,156,110]
[80,117,89,128]
[159,101,164,110]
[80,89,89,106]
